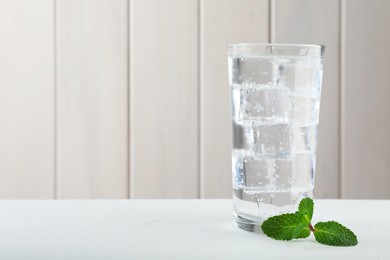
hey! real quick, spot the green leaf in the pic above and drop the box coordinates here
[314,221,358,246]
[298,197,314,223]
[261,213,308,241]
[292,223,310,239]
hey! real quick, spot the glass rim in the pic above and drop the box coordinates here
[227,43,324,48]
[228,43,325,58]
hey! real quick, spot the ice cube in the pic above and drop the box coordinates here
[240,87,291,123]
[239,153,315,191]
[231,57,277,85]
[232,152,245,188]
[267,154,315,190]
[292,125,318,153]
[279,58,321,90]
[243,157,275,189]
[273,158,293,190]
[292,96,320,126]
[292,153,315,188]
[232,122,254,150]
[253,124,292,156]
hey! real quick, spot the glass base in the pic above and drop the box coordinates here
[234,214,263,233]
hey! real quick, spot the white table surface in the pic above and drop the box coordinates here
[0,199,389,259]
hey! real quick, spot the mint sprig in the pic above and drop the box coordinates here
[261,198,358,247]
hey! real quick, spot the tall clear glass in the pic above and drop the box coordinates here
[228,44,325,231]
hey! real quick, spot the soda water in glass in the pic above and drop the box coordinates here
[228,44,325,231]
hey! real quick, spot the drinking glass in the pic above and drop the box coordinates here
[228,43,325,231]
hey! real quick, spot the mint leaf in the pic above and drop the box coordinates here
[298,197,314,223]
[292,222,310,239]
[261,213,308,240]
[260,198,358,247]
[314,221,358,246]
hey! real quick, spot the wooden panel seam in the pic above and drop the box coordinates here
[339,0,346,199]
[129,0,134,199]
[127,0,131,199]
[198,0,202,199]
[54,0,58,199]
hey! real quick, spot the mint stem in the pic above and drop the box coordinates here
[309,223,315,232]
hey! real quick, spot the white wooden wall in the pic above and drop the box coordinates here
[0,0,389,199]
